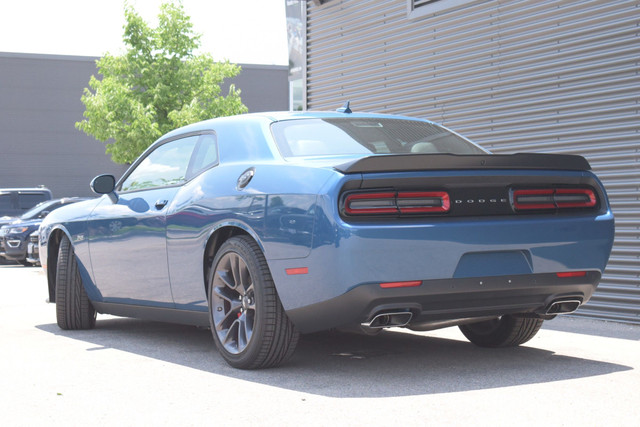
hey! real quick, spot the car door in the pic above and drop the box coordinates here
[87,135,199,306]
[165,133,221,310]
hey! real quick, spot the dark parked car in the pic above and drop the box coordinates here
[39,110,614,369]
[0,187,52,223]
[0,198,86,266]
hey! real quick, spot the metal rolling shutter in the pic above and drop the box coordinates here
[306,0,640,323]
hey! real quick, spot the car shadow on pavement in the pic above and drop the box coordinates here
[36,318,631,398]
[542,315,640,341]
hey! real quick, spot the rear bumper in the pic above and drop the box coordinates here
[266,202,613,333]
[287,271,600,333]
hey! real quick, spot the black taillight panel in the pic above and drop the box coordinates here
[342,190,450,217]
[339,176,604,220]
[511,187,599,212]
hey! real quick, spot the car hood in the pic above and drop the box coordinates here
[11,219,42,228]
[2,218,42,229]
[0,216,18,225]
[40,197,103,229]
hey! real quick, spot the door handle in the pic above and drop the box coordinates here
[155,199,168,210]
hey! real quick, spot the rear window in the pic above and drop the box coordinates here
[0,194,11,211]
[18,193,49,210]
[271,118,487,158]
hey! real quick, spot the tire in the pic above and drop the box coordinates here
[208,236,299,369]
[55,235,96,330]
[459,315,543,347]
[19,260,33,267]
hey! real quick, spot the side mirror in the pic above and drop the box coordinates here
[90,175,118,203]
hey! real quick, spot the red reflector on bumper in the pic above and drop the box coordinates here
[556,271,587,278]
[380,280,422,289]
[286,267,308,275]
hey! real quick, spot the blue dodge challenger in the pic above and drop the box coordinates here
[39,109,614,369]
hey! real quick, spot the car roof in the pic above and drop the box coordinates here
[0,187,51,193]
[160,110,434,139]
[243,110,432,122]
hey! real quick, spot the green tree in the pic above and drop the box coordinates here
[76,2,248,164]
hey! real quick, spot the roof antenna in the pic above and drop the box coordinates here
[336,101,352,114]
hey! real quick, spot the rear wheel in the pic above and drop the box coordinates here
[55,235,96,330]
[208,236,299,369]
[459,315,543,347]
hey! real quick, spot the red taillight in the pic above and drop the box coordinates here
[513,188,597,211]
[555,189,597,208]
[513,189,555,210]
[344,191,450,216]
[380,280,422,289]
[344,192,397,215]
[557,271,587,278]
[397,192,450,213]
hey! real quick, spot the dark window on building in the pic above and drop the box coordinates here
[413,0,440,8]
[408,0,477,19]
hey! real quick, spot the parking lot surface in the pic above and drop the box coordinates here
[2,264,639,426]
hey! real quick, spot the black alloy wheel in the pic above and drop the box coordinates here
[208,236,299,369]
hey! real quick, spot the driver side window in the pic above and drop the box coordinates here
[120,136,198,192]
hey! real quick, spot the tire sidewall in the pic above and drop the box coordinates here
[55,234,96,330]
[208,237,271,368]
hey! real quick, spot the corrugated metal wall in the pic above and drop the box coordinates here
[306,0,640,323]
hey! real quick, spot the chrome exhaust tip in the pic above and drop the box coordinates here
[546,299,582,315]
[362,311,413,329]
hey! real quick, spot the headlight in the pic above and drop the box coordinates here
[9,227,29,234]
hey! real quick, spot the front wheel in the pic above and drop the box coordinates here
[459,315,543,347]
[208,236,299,369]
[55,235,96,330]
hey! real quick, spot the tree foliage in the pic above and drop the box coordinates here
[76,2,248,164]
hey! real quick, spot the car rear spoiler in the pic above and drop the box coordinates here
[334,153,591,174]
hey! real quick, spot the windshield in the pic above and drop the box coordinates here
[271,118,487,158]
[20,199,58,220]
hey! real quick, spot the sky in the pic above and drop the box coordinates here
[0,0,288,65]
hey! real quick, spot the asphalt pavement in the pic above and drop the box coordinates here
[1,264,639,426]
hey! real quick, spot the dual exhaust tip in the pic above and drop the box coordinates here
[362,299,581,330]
[362,311,413,329]
[545,299,582,315]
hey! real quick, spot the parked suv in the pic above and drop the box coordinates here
[0,197,86,266]
[0,187,52,226]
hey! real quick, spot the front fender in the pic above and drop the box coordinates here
[41,223,95,304]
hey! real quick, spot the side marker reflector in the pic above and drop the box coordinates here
[380,280,422,289]
[556,271,587,278]
[286,267,308,275]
